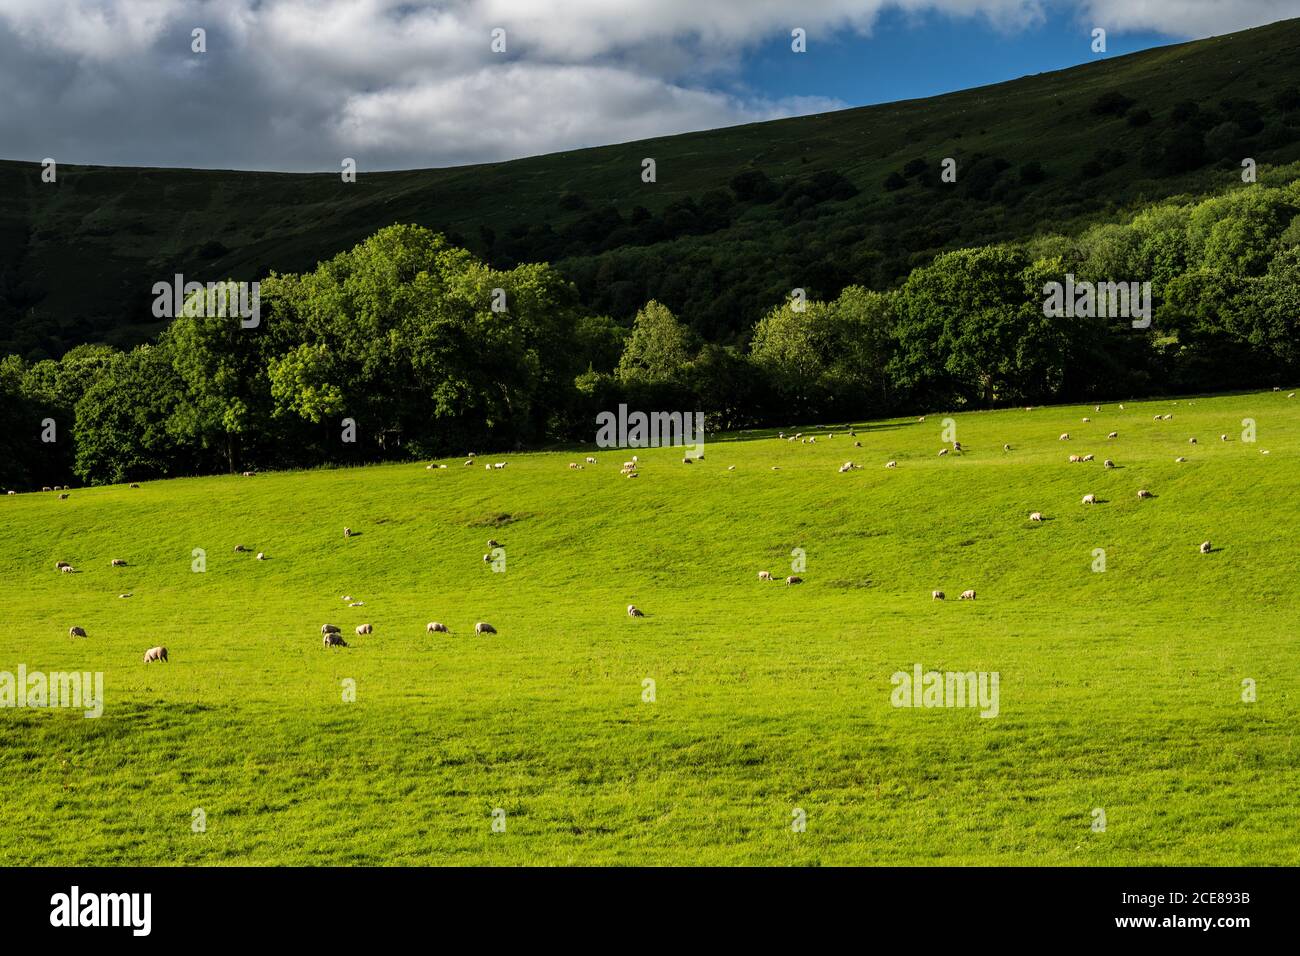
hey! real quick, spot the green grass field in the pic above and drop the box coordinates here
[2,390,1297,865]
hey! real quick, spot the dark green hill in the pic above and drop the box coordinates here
[3,17,1300,359]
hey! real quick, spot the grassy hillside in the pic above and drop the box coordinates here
[2,390,1296,865]
[3,18,1300,357]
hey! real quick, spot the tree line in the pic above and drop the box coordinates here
[2,175,1297,489]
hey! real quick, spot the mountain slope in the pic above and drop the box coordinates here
[2,17,1300,358]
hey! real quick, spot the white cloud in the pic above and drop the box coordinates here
[1079,0,1300,37]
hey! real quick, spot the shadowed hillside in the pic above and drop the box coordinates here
[2,17,1300,358]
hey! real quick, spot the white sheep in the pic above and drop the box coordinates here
[627,605,644,617]
[932,590,945,600]
[1082,494,1097,505]
[758,571,772,581]
[1029,512,1043,522]
[143,646,168,663]
[959,589,976,600]
[427,622,449,633]
[475,621,497,635]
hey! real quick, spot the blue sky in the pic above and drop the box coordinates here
[737,7,1179,108]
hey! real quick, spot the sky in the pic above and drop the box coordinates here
[0,0,1297,172]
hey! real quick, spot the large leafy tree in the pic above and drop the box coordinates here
[616,300,694,385]
[73,346,190,485]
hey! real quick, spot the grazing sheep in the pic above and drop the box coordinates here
[854,441,862,447]
[1069,454,1082,463]
[493,462,507,469]
[771,466,780,471]
[1137,489,1153,499]
[42,486,51,492]
[1220,434,1228,442]
[110,559,127,567]
[60,565,76,574]
[241,471,256,477]
[1118,404,1124,410]
[5,490,13,495]
[427,622,449,633]
[475,622,497,635]
[56,561,71,570]
[569,462,580,469]
[786,575,803,585]
[627,605,644,617]
[1082,494,1097,505]
[1200,541,1212,554]
[485,464,492,470]
[622,461,635,470]
[69,626,87,638]
[1153,415,1162,421]
[758,571,772,581]
[1107,432,1118,439]
[1104,459,1115,469]
[323,633,348,648]
[1175,456,1187,463]
[932,590,945,600]
[1163,414,1173,421]
[1029,512,1043,522]
[464,460,473,467]
[727,465,736,470]
[482,553,491,562]
[1082,454,1095,462]
[143,646,168,663]
[355,624,373,635]
[1059,433,1070,441]
[467,452,477,458]
[321,623,341,635]
[348,602,364,607]
[1003,443,1011,452]
[234,545,247,553]
[586,457,597,464]
[952,441,962,451]
[959,589,976,600]
[129,482,140,488]
[938,448,949,457]
[343,527,352,537]
[486,539,501,549]
[58,493,69,500]
[1188,437,1197,445]
[682,457,693,464]
[119,593,131,599]
[256,552,266,561]
[886,460,897,468]
[1082,417,1091,423]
